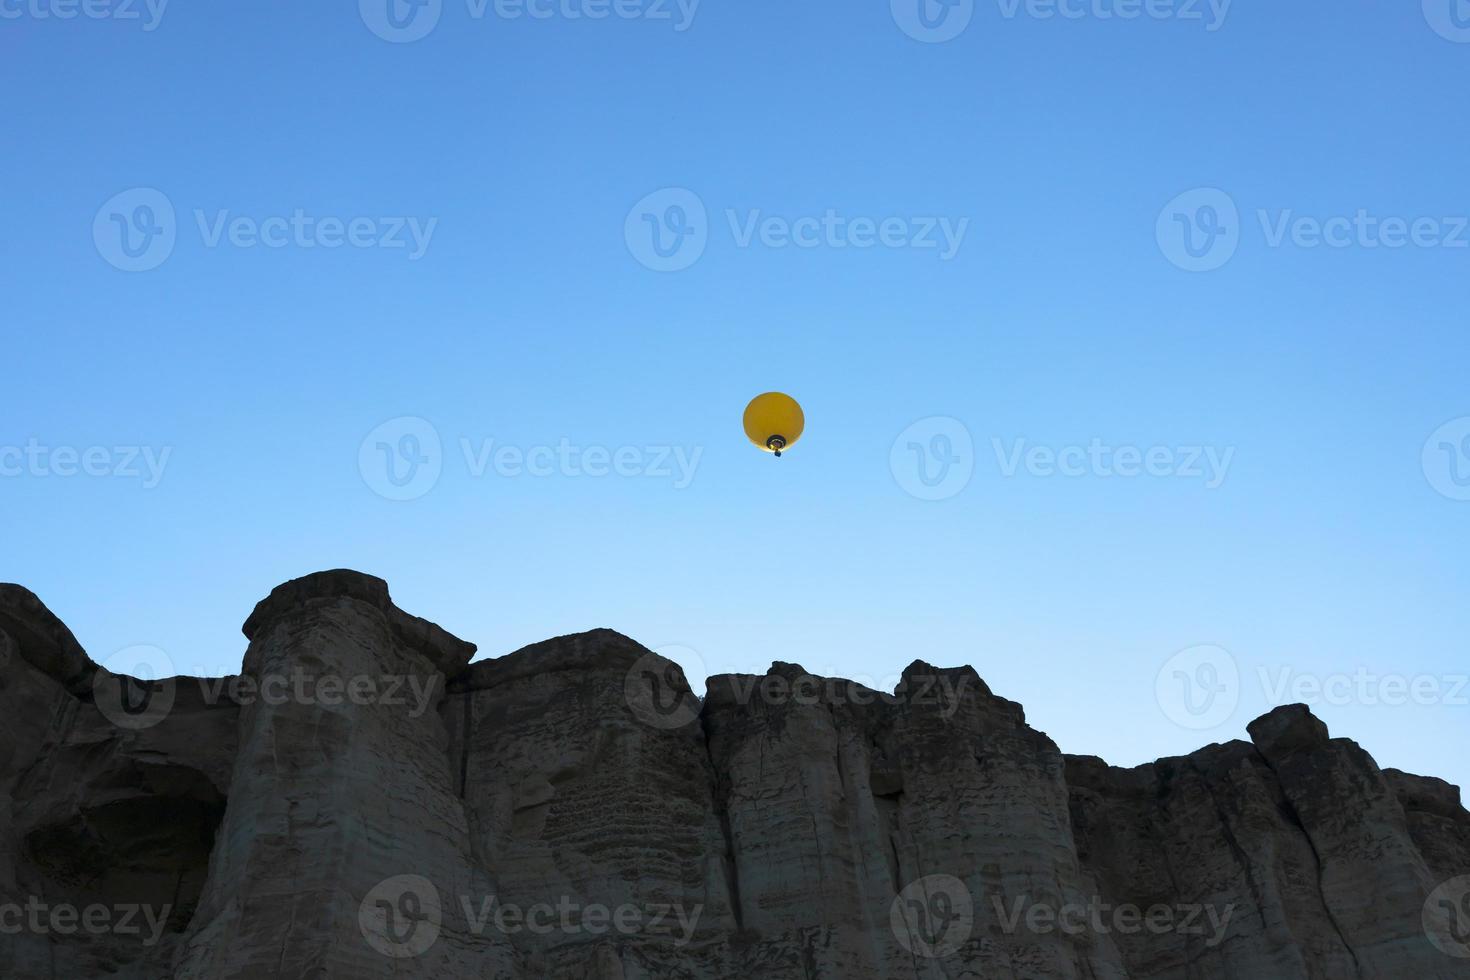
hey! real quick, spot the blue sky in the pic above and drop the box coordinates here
[3,0,1468,792]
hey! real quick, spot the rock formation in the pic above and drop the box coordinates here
[0,570,1466,978]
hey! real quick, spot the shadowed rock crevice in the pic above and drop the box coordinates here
[23,766,226,932]
[1,570,1466,979]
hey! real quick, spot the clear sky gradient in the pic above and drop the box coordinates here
[4,0,1468,792]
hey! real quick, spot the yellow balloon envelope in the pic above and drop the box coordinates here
[743,392,805,457]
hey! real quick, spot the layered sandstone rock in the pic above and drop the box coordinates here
[0,571,1465,979]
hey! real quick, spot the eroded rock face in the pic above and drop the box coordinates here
[0,571,1465,979]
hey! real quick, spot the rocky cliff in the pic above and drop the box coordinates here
[0,571,1466,979]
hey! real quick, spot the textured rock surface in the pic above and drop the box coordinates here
[0,571,1465,978]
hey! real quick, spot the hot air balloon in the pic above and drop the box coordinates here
[743,392,805,458]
